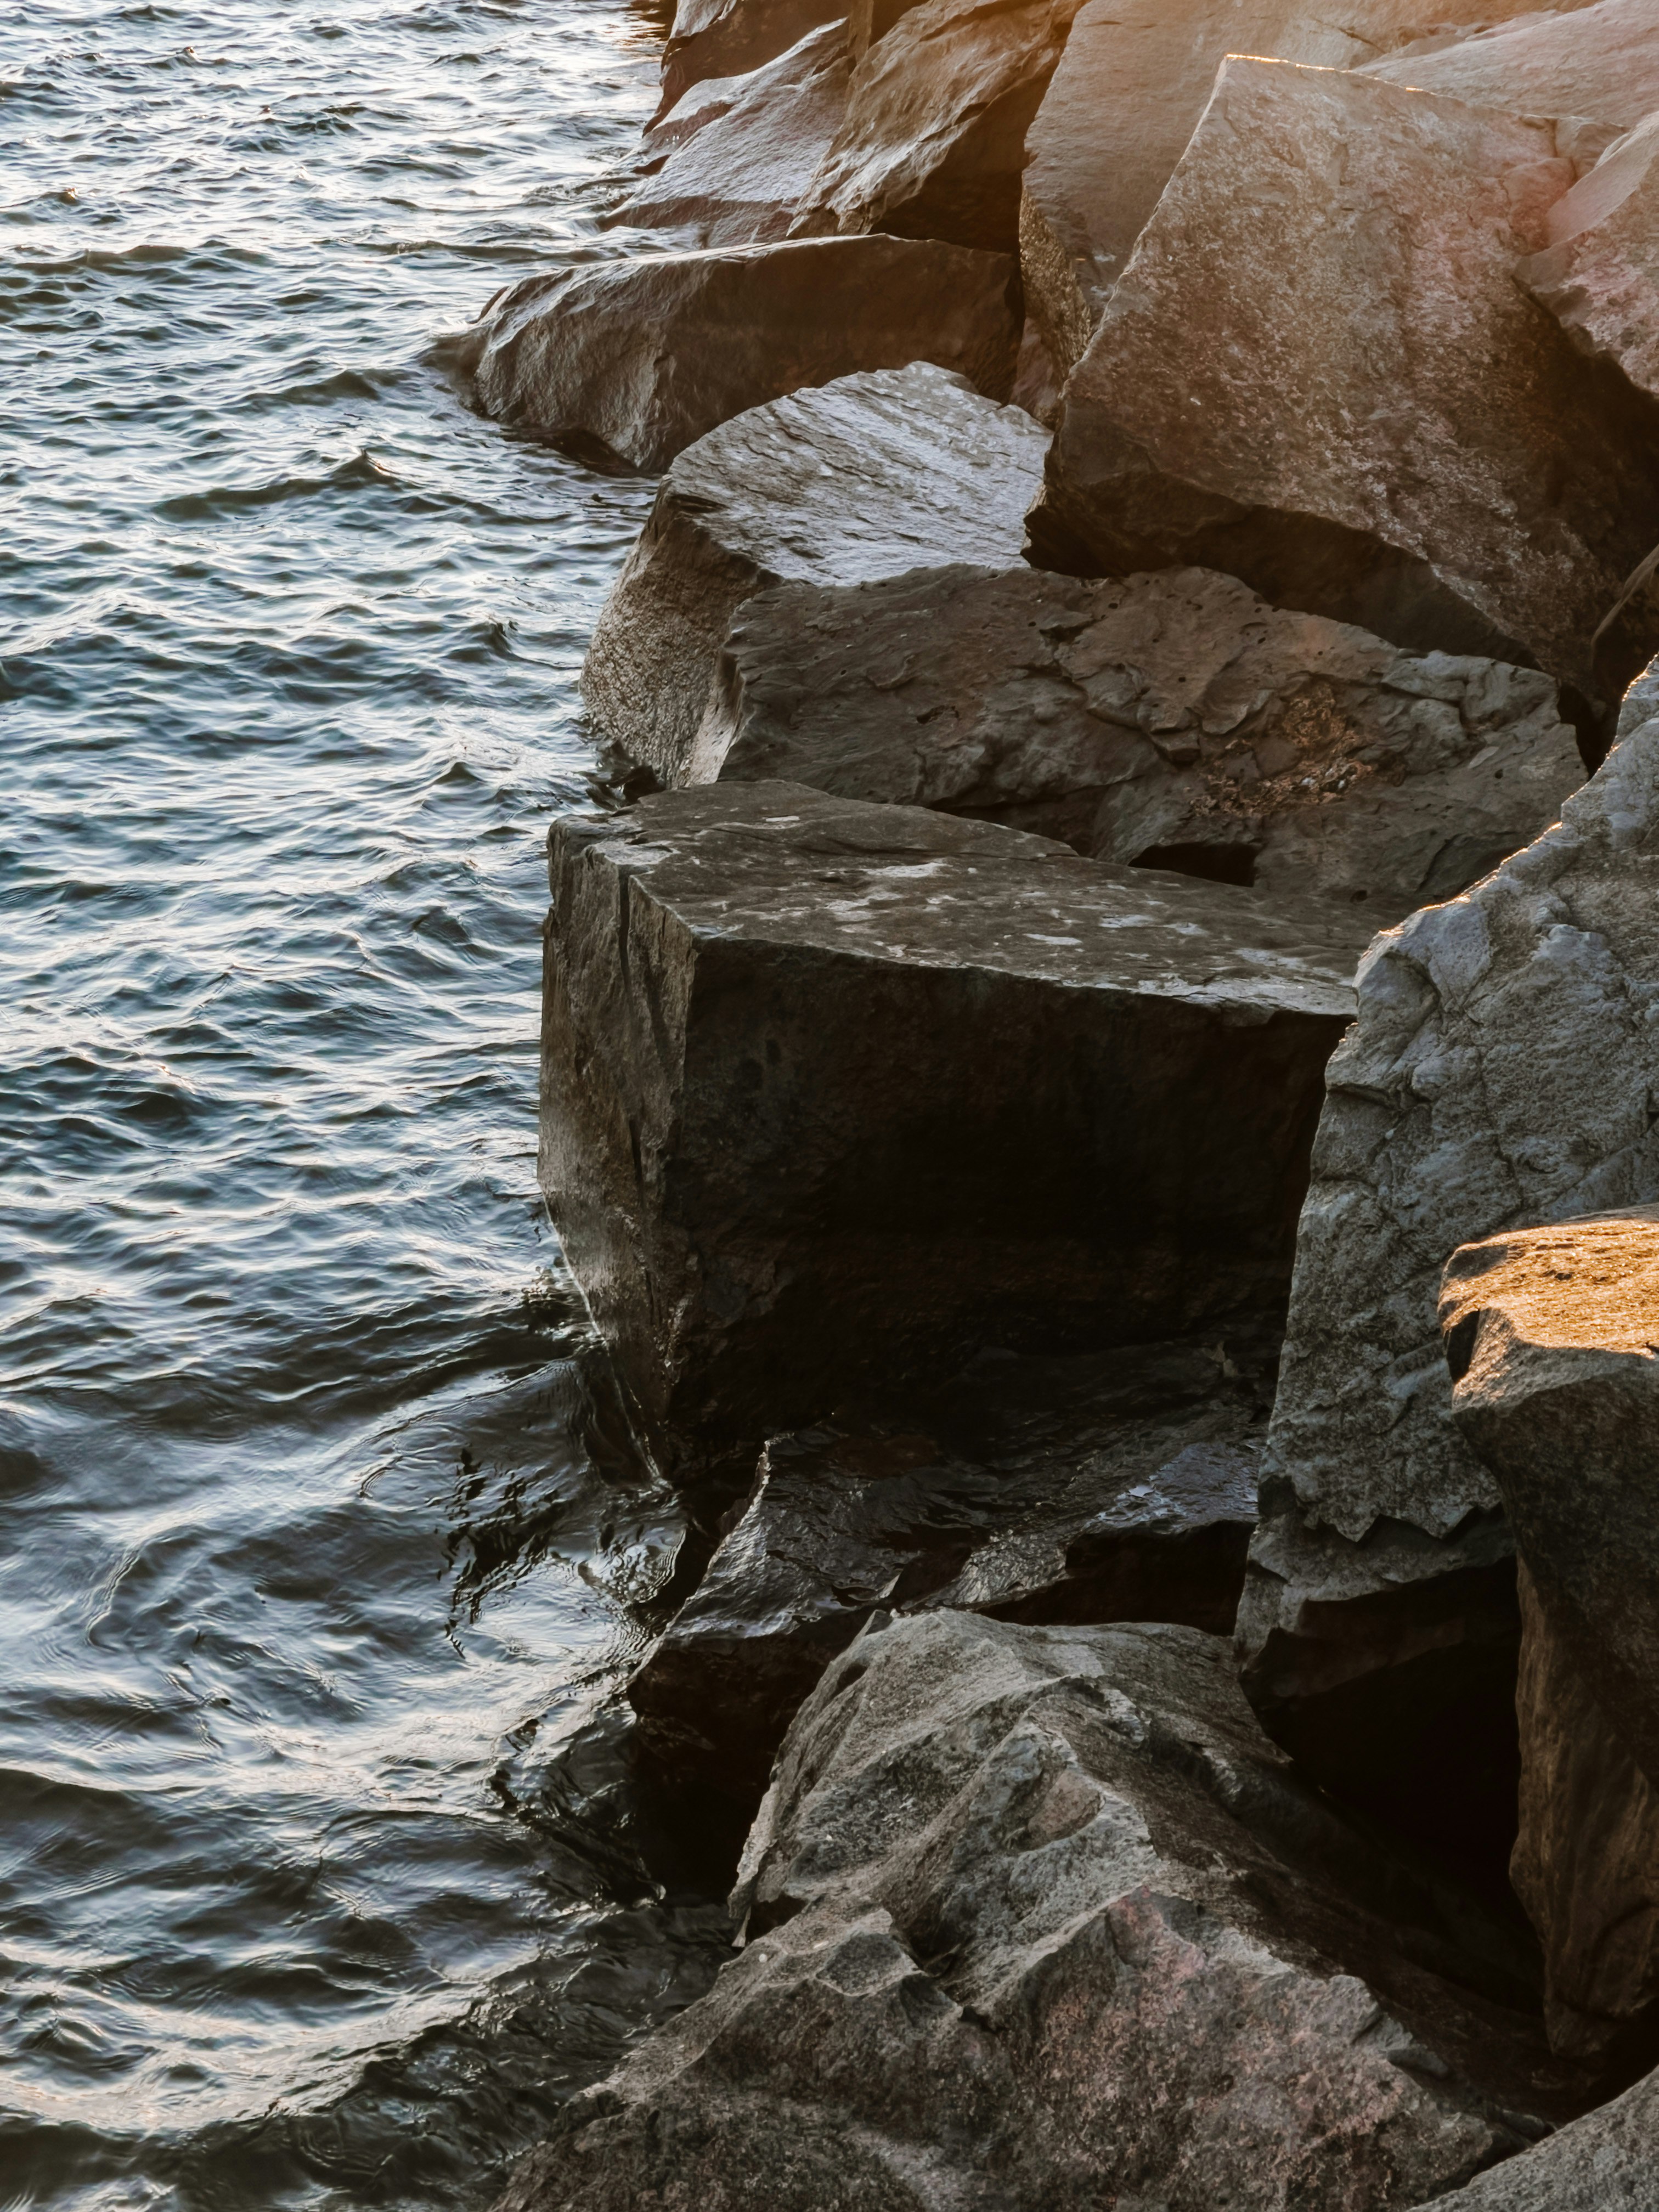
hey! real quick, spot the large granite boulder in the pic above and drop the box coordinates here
[1365,0,1659,131]
[1030,59,1659,711]
[1440,1209,1659,2060]
[539,782,1368,1484]
[1418,2062,1659,2206]
[580,364,1048,774]
[789,0,1085,253]
[466,239,1020,472]
[685,561,1583,914]
[1523,110,1659,409]
[654,0,844,119]
[617,24,851,248]
[500,1611,1587,2212]
[1237,701,1659,1884]
[628,1328,1275,1802]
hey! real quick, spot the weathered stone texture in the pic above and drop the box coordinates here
[580,364,1048,775]
[1524,110,1659,408]
[688,562,1583,914]
[1365,0,1659,131]
[539,782,1367,1480]
[500,1612,1584,2212]
[1415,2061,1659,2206]
[1031,59,1659,705]
[655,0,845,119]
[467,239,1019,472]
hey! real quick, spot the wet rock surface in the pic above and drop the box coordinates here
[466,239,1020,472]
[655,0,845,119]
[538,781,1367,1483]
[687,561,1583,913]
[627,1328,1275,1803]
[499,1612,1587,2212]
[580,363,1048,775]
[1031,58,1659,704]
[1524,109,1659,408]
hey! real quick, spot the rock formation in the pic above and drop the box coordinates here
[539,782,1367,1482]
[466,239,1020,471]
[1415,2062,1659,2205]
[655,0,845,119]
[580,364,1048,773]
[1364,0,1659,132]
[684,561,1583,913]
[1238,708,1659,1880]
[1031,58,1659,710]
[1523,109,1659,408]
[499,1612,1584,2212]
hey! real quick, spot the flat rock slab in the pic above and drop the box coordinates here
[1238,696,1659,1877]
[500,1612,1588,2212]
[1366,0,1659,131]
[628,1328,1276,1802]
[688,561,1583,916]
[790,0,1085,252]
[1417,2061,1659,2207]
[539,782,1368,1482]
[618,23,851,247]
[1031,59,1659,707]
[1524,109,1659,409]
[580,363,1048,775]
[467,238,1020,472]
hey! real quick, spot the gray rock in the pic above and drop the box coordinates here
[499,1611,1588,2212]
[1523,110,1659,409]
[789,0,1085,252]
[466,239,1020,473]
[1030,58,1659,708]
[655,0,845,120]
[580,364,1048,775]
[539,781,1368,1483]
[687,561,1584,916]
[1365,0,1659,131]
[1238,706,1659,1876]
[618,23,851,249]
[628,1329,1276,1803]
[1417,2061,1659,2207]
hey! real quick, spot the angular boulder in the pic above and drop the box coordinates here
[687,561,1583,914]
[1523,110,1659,408]
[540,782,1368,1483]
[628,1328,1275,1802]
[466,239,1020,472]
[1365,0,1659,132]
[500,1612,1585,2212]
[1031,59,1659,709]
[655,0,844,118]
[580,364,1048,774]
[1237,704,1659,1881]
[617,24,851,248]
[789,0,1085,253]
[1416,2061,1659,2206]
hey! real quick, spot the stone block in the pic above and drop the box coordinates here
[655,0,844,119]
[1523,110,1659,409]
[1365,0,1659,132]
[1416,2062,1659,2207]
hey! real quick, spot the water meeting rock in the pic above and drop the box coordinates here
[1523,110,1659,408]
[499,1612,1582,2212]
[467,238,1020,472]
[1031,59,1659,707]
[1237,704,1659,1876]
[627,1329,1274,1803]
[538,781,1367,1482]
[686,561,1583,913]
[580,363,1049,774]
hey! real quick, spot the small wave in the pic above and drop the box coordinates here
[151,447,405,520]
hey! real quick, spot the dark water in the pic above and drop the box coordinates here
[0,5,727,2205]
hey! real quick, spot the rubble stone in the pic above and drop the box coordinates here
[1365,0,1659,132]
[1416,2059,1659,2206]
[656,0,844,119]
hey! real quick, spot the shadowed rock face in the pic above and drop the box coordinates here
[1238,701,1659,1885]
[498,1612,1589,2212]
[1524,110,1659,410]
[789,0,1085,251]
[580,364,1048,775]
[1414,2059,1659,2206]
[628,1328,1277,1804]
[655,0,845,120]
[1031,59,1659,708]
[1364,0,1659,128]
[538,781,1368,1483]
[684,562,1583,915]
[466,239,1020,472]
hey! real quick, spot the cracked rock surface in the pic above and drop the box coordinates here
[1415,2059,1659,2206]
[1523,108,1659,410]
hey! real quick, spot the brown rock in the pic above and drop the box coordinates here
[655,0,844,120]
[687,561,1583,914]
[1523,110,1659,407]
[1365,0,1659,131]
[1031,59,1659,708]
[790,0,1085,252]
[467,238,1020,473]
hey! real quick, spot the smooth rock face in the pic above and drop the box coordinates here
[539,782,1367,1480]
[618,24,851,247]
[1365,0,1659,131]
[1031,59,1659,706]
[1239,710,1659,1875]
[628,1329,1275,1802]
[790,0,1085,252]
[656,0,844,118]
[467,239,1020,472]
[1524,110,1659,407]
[687,562,1583,914]
[580,364,1048,775]
[500,1612,1585,2212]
[1417,2061,1659,2207]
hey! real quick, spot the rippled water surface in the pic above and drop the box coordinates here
[0,5,727,2204]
